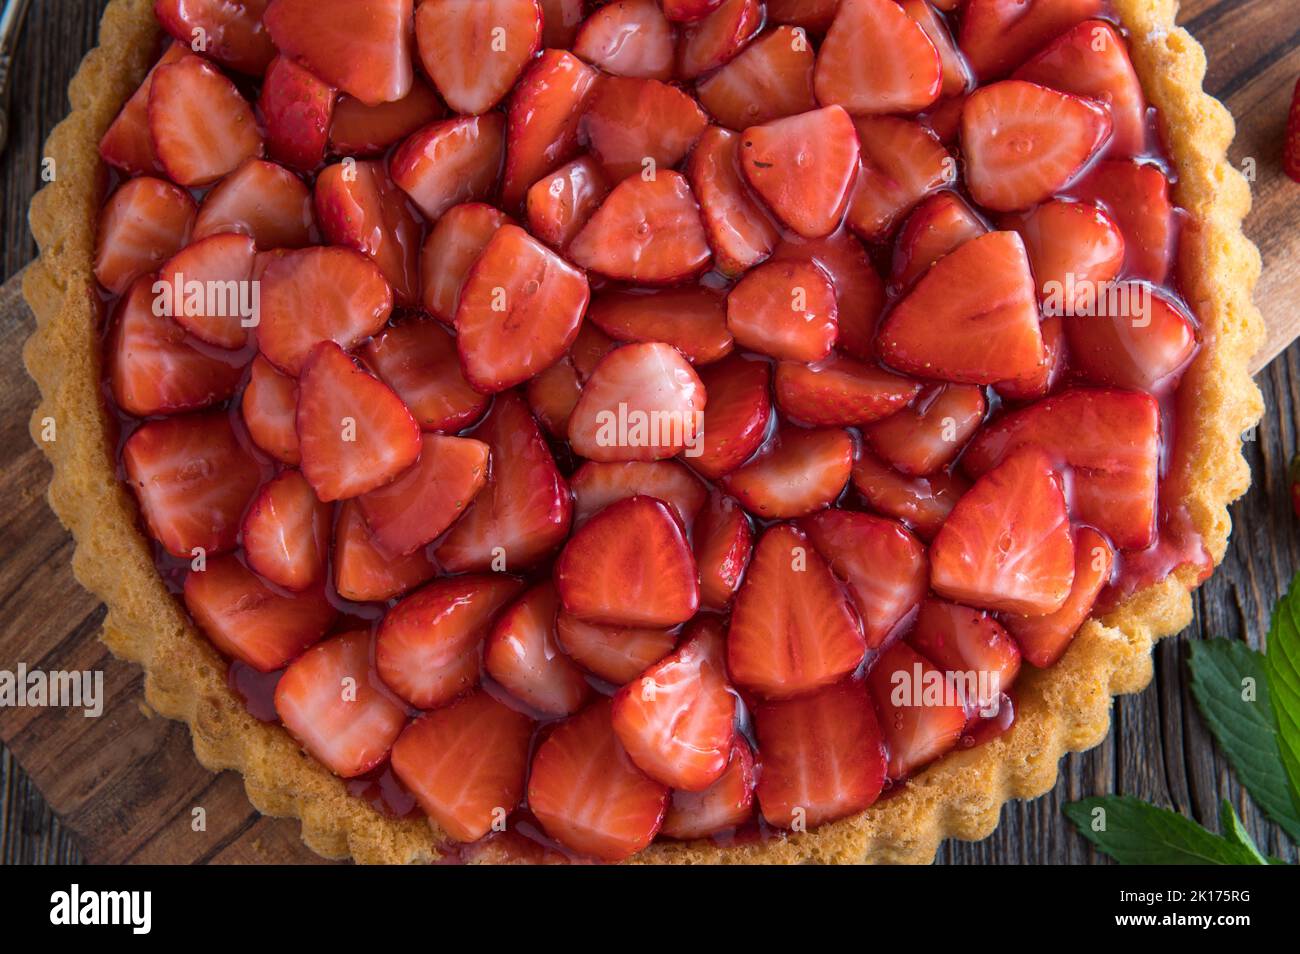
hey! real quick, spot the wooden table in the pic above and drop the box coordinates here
[2,0,1298,865]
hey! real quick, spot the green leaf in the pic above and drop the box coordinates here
[1187,638,1300,841]
[1218,800,1269,864]
[1265,573,1300,818]
[1063,796,1268,865]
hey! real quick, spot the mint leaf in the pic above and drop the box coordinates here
[1218,800,1269,864]
[1064,796,1268,864]
[1265,574,1300,817]
[1187,638,1300,840]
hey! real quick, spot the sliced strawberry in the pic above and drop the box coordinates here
[257,246,393,374]
[994,313,1064,403]
[575,0,676,80]
[694,492,753,611]
[661,739,755,839]
[581,76,709,183]
[726,260,838,362]
[569,171,712,283]
[241,470,331,591]
[258,55,335,172]
[416,0,541,116]
[333,499,436,602]
[455,224,590,393]
[1006,526,1113,667]
[727,523,865,697]
[814,0,941,115]
[664,0,725,20]
[1069,159,1175,284]
[773,229,886,360]
[962,80,1111,212]
[526,156,611,250]
[959,0,1103,81]
[390,689,534,842]
[94,177,196,294]
[184,555,336,671]
[149,54,264,186]
[907,598,1022,713]
[527,699,669,861]
[420,203,513,324]
[774,355,921,427]
[962,388,1160,550]
[687,127,778,277]
[612,617,736,790]
[108,276,244,417]
[1065,285,1197,392]
[692,354,771,479]
[753,679,886,827]
[723,425,853,520]
[99,43,193,175]
[436,394,574,573]
[764,0,839,31]
[156,232,257,349]
[851,448,968,541]
[329,79,444,157]
[901,0,971,98]
[864,383,986,475]
[376,575,525,709]
[588,287,732,365]
[891,191,987,288]
[193,158,315,249]
[865,642,966,779]
[123,412,263,558]
[264,0,413,106]
[540,0,585,47]
[555,495,700,627]
[361,316,488,433]
[241,356,300,465]
[922,92,966,144]
[571,460,708,530]
[697,25,817,130]
[1002,198,1124,314]
[296,341,421,501]
[678,0,763,79]
[501,50,598,209]
[740,106,860,239]
[526,361,583,438]
[847,116,952,241]
[568,342,707,462]
[555,614,679,684]
[390,114,506,220]
[877,231,1044,384]
[485,583,592,717]
[931,448,1074,615]
[156,0,276,75]
[803,508,927,650]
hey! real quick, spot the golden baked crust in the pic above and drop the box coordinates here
[23,0,1264,864]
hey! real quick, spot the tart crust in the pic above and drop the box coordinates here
[23,0,1264,864]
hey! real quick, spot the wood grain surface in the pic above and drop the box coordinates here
[1,0,1299,866]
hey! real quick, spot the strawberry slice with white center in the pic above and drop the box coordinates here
[877,231,1044,385]
[376,575,525,709]
[149,54,264,186]
[357,433,491,555]
[694,493,753,612]
[588,287,733,365]
[555,495,701,627]
[390,689,534,842]
[94,177,196,295]
[907,598,1022,714]
[568,342,707,463]
[258,55,336,172]
[194,158,316,249]
[416,0,542,116]
[571,460,708,530]
[108,276,244,417]
[661,739,755,839]
[678,0,764,80]
[527,699,669,861]
[814,0,942,115]
[959,0,1103,81]
[723,425,853,520]
[574,0,676,80]
[485,583,592,717]
[774,230,886,360]
[865,642,966,779]
[156,0,276,76]
[455,224,590,393]
[962,388,1160,550]
[99,42,192,176]
[696,25,817,131]
[1069,159,1175,284]
[502,51,597,209]
[739,106,860,239]
[1002,198,1125,315]
[391,115,506,221]
[931,448,1075,616]
[994,314,1065,403]
[726,259,839,362]
[361,317,488,433]
[264,0,413,106]
[569,171,713,283]
[664,0,726,20]
[555,614,679,684]
[727,523,866,698]
[436,394,574,573]
[852,449,968,542]
[242,355,300,465]
[580,76,710,183]
[329,79,444,158]
[420,203,513,325]
[157,232,257,349]
[802,508,928,650]
[753,679,886,828]
[901,0,972,98]
[687,126,779,277]
[1006,526,1114,668]
[241,469,331,591]
[296,341,421,501]
[864,383,987,475]
[526,156,611,250]
[256,245,393,375]
[1065,285,1198,392]
[185,555,336,671]
[962,80,1112,212]
[774,355,921,428]
[333,500,436,602]
[891,191,988,288]
[612,617,737,790]
[123,412,263,558]
[692,353,772,480]
[274,631,407,778]
[847,116,952,241]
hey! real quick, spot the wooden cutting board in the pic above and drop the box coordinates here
[1,0,1298,865]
